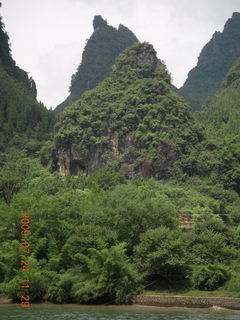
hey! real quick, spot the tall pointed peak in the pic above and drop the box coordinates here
[93,15,108,31]
[55,16,138,112]
[223,11,240,33]
[232,12,240,19]
[180,12,240,111]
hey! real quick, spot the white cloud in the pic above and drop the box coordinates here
[1,0,240,108]
[36,41,84,107]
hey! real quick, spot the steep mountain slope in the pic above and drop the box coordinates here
[198,58,240,138]
[180,12,240,111]
[55,15,139,112]
[0,8,55,152]
[55,43,203,179]
[0,11,36,96]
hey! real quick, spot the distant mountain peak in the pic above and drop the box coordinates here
[55,16,139,112]
[232,12,240,19]
[223,11,240,33]
[180,12,240,111]
[93,15,108,31]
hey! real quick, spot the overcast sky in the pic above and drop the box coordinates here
[1,0,240,109]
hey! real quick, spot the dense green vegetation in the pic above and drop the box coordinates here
[0,12,36,96]
[54,43,204,179]
[0,157,240,303]
[198,59,240,138]
[0,66,55,152]
[55,15,139,112]
[0,9,55,153]
[196,59,240,193]
[0,6,240,305]
[180,12,240,111]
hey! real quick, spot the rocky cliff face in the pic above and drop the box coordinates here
[55,15,139,112]
[180,12,240,111]
[55,42,203,179]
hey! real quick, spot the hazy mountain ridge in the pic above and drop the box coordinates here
[180,12,240,111]
[55,15,139,112]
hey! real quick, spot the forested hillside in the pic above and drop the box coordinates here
[198,58,240,138]
[55,15,139,112]
[54,43,204,179]
[0,7,240,306]
[0,10,55,154]
[180,12,240,111]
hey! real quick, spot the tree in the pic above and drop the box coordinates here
[2,257,47,302]
[134,227,191,287]
[72,243,143,304]
[60,225,117,269]
[83,183,177,252]
[192,264,230,290]
[187,228,237,265]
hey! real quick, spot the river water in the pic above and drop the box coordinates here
[0,305,239,320]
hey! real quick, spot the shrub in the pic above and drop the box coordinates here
[3,271,47,302]
[134,227,191,287]
[192,264,230,290]
[47,274,78,303]
[72,243,143,304]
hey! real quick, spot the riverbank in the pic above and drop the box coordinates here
[0,295,11,304]
[132,294,240,310]
[1,294,240,311]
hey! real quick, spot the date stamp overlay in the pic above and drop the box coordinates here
[20,212,31,308]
